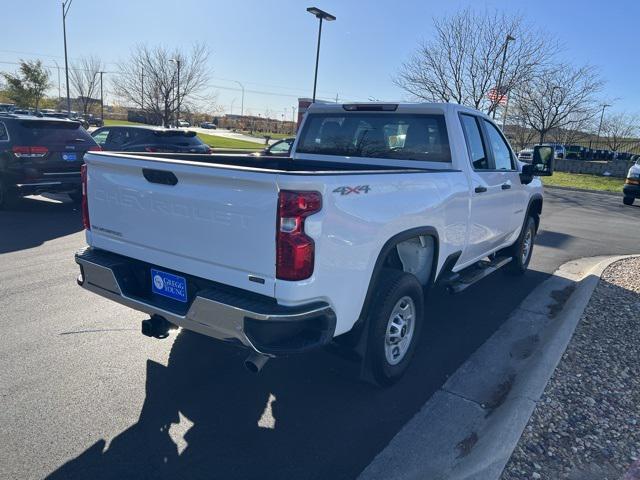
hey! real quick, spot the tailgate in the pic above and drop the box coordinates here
[85,153,278,296]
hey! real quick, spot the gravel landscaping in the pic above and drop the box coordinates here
[502,257,640,480]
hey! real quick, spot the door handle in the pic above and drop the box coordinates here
[501,183,512,190]
[474,186,487,193]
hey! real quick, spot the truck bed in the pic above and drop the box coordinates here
[99,152,445,175]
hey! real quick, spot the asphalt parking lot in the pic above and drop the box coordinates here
[1,188,639,480]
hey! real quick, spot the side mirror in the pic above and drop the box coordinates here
[532,145,554,176]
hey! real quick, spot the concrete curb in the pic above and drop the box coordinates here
[545,185,621,197]
[358,255,638,480]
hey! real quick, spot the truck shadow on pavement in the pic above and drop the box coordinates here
[0,196,82,254]
[46,269,550,480]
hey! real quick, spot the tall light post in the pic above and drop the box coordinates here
[493,34,516,120]
[53,60,62,104]
[169,58,181,125]
[306,7,336,103]
[62,0,73,114]
[99,71,104,121]
[233,80,245,117]
[595,103,611,149]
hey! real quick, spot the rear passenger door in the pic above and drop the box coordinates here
[458,114,514,264]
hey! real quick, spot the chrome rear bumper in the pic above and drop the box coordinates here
[75,247,336,356]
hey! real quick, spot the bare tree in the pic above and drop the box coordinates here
[69,56,103,114]
[395,9,556,115]
[512,65,603,144]
[600,112,638,152]
[547,114,594,146]
[111,43,210,126]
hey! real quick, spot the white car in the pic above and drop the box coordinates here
[75,102,553,385]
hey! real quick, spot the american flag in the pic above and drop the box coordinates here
[488,88,508,105]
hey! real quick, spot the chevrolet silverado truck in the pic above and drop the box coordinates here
[75,103,554,385]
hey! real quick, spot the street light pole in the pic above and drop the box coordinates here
[233,80,245,117]
[99,71,104,122]
[62,0,73,115]
[307,7,336,103]
[169,59,181,126]
[493,34,515,120]
[595,103,611,149]
[53,60,61,104]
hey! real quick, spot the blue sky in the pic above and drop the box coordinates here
[2,0,637,118]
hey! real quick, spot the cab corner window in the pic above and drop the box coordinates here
[459,114,489,170]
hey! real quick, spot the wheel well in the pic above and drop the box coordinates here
[355,228,439,327]
[529,197,543,231]
[381,235,436,287]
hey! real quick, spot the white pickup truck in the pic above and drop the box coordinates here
[75,103,554,385]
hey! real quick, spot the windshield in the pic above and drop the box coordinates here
[297,113,451,162]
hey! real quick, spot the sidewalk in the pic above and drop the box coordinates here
[501,257,640,480]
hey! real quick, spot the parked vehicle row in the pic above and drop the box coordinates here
[519,143,639,162]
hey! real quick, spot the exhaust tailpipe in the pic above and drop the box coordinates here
[244,352,269,373]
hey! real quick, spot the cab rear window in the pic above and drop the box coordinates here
[297,113,451,162]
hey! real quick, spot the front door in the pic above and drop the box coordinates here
[458,114,514,264]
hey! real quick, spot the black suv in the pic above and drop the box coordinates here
[0,114,100,208]
[90,125,211,153]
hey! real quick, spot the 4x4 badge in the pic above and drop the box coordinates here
[333,185,371,195]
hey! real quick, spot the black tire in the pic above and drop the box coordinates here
[68,190,83,204]
[623,196,634,206]
[0,181,18,210]
[506,215,537,275]
[366,268,424,386]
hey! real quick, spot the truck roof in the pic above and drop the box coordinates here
[306,102,489,117]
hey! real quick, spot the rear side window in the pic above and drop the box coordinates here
[297,113,451,162]
[459,115,489,170]
[0,122,8,142]
[17,120,94,146]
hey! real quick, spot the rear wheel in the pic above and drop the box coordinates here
[623,196,634,206]
[366,269,424,386]
[506,215,536,275]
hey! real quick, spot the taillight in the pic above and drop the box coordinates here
[145,147,158,152]
[81,164,90,230]
[88,145,102,152]
[12,145,49,158]
[276,190,322,281]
